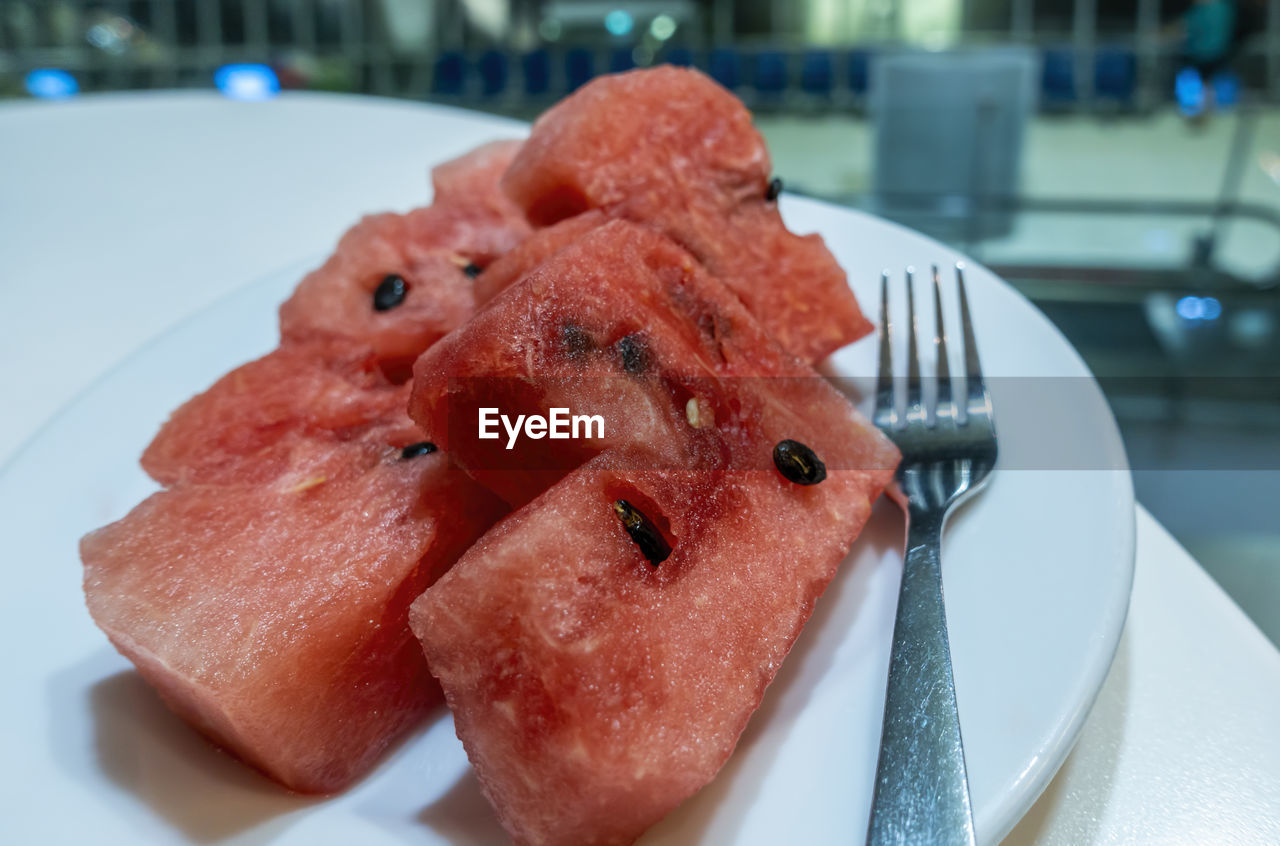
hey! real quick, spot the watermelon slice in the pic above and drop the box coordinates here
[430,138,524,211]
[280,143,530,381]
[84,141,527,792]
[276,209,487,382]
[407,219,896,842]
[89,336,510,793]
[473,210,608,306]
[83,440,506,794]
[90,330,509,794]
[500,66,871,363]
[423,138,531,261]
[411,219,896,507]
[410,445,889,845]
[141,342,411,486]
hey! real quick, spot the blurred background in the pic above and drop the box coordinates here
[2,0,1279,643]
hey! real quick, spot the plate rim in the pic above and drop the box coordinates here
[790,195,1136,841]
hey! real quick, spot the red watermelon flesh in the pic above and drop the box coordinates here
[141,342,413,487]
[410,445,888,846]
[421,138,532,261]
[430,138,524,214]
[473,210,607,306]
[409,218,895,841]
[279,143,530,381]
[500,66,871,362]
[410,219,897,507]
[277,210,482,382]
[502,67,766,225]
[83,443,507,794]
[86,139,531,792]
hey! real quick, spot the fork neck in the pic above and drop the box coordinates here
[905,502,946,544]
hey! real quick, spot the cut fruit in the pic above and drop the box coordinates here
[280,142,530,380]
[410,446,888,845]
[411,219,896,507]
[431,138,525,213]
[85,140,530,793]
[407,220,896,844]
[83,443,507,794]
[500,66,870,362]
[502,68,767,226]
[141,342,412,486]
[473,210,607,306]
[277,210,491,381]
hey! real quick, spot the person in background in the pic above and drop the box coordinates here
[1172,0,1238,122]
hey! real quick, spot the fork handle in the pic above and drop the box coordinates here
[866,506,976,846]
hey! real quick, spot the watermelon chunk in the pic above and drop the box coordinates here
[141,342,412,486]
[411,219,896,507]
[430,138,524,212]
[89,347,510,795]
[410,445,888,845]
[407,218,896,842]
[83,442,507,794]
[473,210,608,306]
[280,143,530,381]
[85,141,529,792]
[276,210,481,381]
[424,138,532,261]
[502,68,766,225]
[500,66,871,362]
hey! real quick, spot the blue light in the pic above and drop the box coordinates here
[604,10,634,37]
[214,63,280,101]
[25,69,78,100]
[1176,296,1223,321]
[1175,67,1204,116]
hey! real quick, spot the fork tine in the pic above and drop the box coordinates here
[905,267,923,424]
[956,263,987,412]
[932,265,952,425]
[874,270,894,423]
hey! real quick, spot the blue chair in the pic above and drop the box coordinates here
[523,50,550,96]
[848,49,871,94]
[708,48,740,89]
[478,50,507,97]
[609,48,635,74]
[1041,48,1076,104]
[432,52,465,96]
[664,47,694,67]
[800,51,833,96]
[566,48,594,91]
[1213,70,1240,107]
[1093,48,1136,104]
[753,51,788,95]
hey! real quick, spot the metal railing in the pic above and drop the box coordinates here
[2,1,1278,107]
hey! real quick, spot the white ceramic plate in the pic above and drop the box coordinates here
[0,197,1133,845]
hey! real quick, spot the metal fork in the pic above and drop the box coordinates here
[866,264,998,846]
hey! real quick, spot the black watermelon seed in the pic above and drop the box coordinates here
[616,333,651,375]
[561,322,595,359]
[463,262,483,278]
[400,441,438,459]
[765,177,783,202]
[613,499,671,566]
[373,274,408,311]
[773,439,827,485]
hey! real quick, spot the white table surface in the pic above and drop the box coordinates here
[3,92,1278,844]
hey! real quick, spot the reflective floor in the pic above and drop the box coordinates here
[761,106,1280,646]
[760,108,1280,278]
